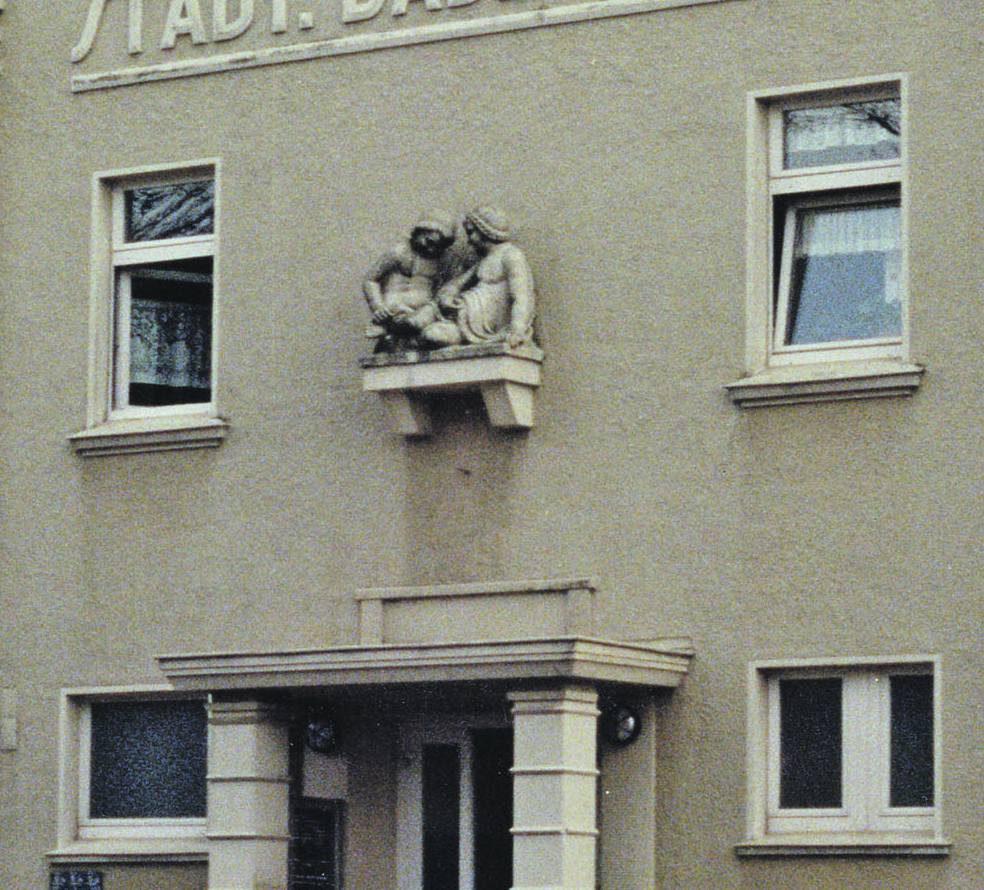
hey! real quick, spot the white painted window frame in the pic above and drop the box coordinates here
[110,219,216,421]
[70,160,228,457]
[743,656,946,854]
[106,163,218,421]
[767,84,904,365]
[728,75,923,408]
[55,686,208,855]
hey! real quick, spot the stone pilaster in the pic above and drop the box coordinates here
[207,701,291,890]
[509,687,600,890]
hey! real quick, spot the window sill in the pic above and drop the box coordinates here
[69,415,228,457]
[47,838,208,864]
[726,359,924,408]
[735,836,951,857]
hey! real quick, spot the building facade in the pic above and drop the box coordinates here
[1,1,982,889]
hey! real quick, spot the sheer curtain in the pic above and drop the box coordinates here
[795,203,901,304]
[130,298,211,391]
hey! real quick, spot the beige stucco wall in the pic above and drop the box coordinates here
[2,0,983,887]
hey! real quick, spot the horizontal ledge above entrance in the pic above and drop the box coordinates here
[158,636,693,693]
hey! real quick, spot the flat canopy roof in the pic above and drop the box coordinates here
[158,636,694,693]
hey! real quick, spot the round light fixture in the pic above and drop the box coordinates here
[602,705,641,745]
[305,717,339,754]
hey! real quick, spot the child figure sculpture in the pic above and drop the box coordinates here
[362,211,457,353]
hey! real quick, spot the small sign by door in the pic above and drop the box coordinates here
[289,797,344,890]
[50,872,103,890]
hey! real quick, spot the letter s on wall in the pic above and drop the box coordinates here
[71,0,109,62]
[71,0,143,60]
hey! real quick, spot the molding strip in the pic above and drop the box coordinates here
[357,577,593,600]
[735,841,952,857]
[159,636,694,691]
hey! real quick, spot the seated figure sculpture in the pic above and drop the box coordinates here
[362,211,457,352]
[362,206,536,353]
[427,205,536,349]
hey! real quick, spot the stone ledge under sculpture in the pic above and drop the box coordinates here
[359,205,543,435]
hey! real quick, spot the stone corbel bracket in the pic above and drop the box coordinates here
[360,342,544,436]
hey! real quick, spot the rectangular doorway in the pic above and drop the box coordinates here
[398,718,513,890]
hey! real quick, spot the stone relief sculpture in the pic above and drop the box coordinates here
[437,206,536,349]
[363,205,536,353]
[362,211,459,353]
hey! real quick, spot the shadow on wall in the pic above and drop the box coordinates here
[402,390,525,583]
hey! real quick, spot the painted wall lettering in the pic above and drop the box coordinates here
[72,0,265,60]
[214,0,253,41]
[161,0,209,49]
[73,0,496,55]
[341,0,385,25]
[70,0,736,90]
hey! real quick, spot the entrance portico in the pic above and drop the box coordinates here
[158,580,693,890]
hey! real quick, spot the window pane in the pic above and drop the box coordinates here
[784,200,901,345]
[422,744,460,890]
[125,180,214,242]
[89,700,207,819]
[779,678,842,809]
[890,675,934,807]
[122,256,213,407]
[784,100,900,169]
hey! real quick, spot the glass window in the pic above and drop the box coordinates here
[783,99,901,170]
[65,693,209,844]
[890,674,934,808]
[778,677,842,809]
[729,79,921,407]
[111,175,216,416]
[779,198,901,347]
[768,87,904,363]
[125,180,215,242]
[70,164,227,456]
[118,258,213,408]
[761,664,937,841]
[89,699,207,819]
[290,798,345,890]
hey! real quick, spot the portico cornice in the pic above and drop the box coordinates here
[158,636,693,693]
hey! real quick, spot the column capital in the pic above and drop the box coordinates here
[508,686,599,715]
[207,700,284,725]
